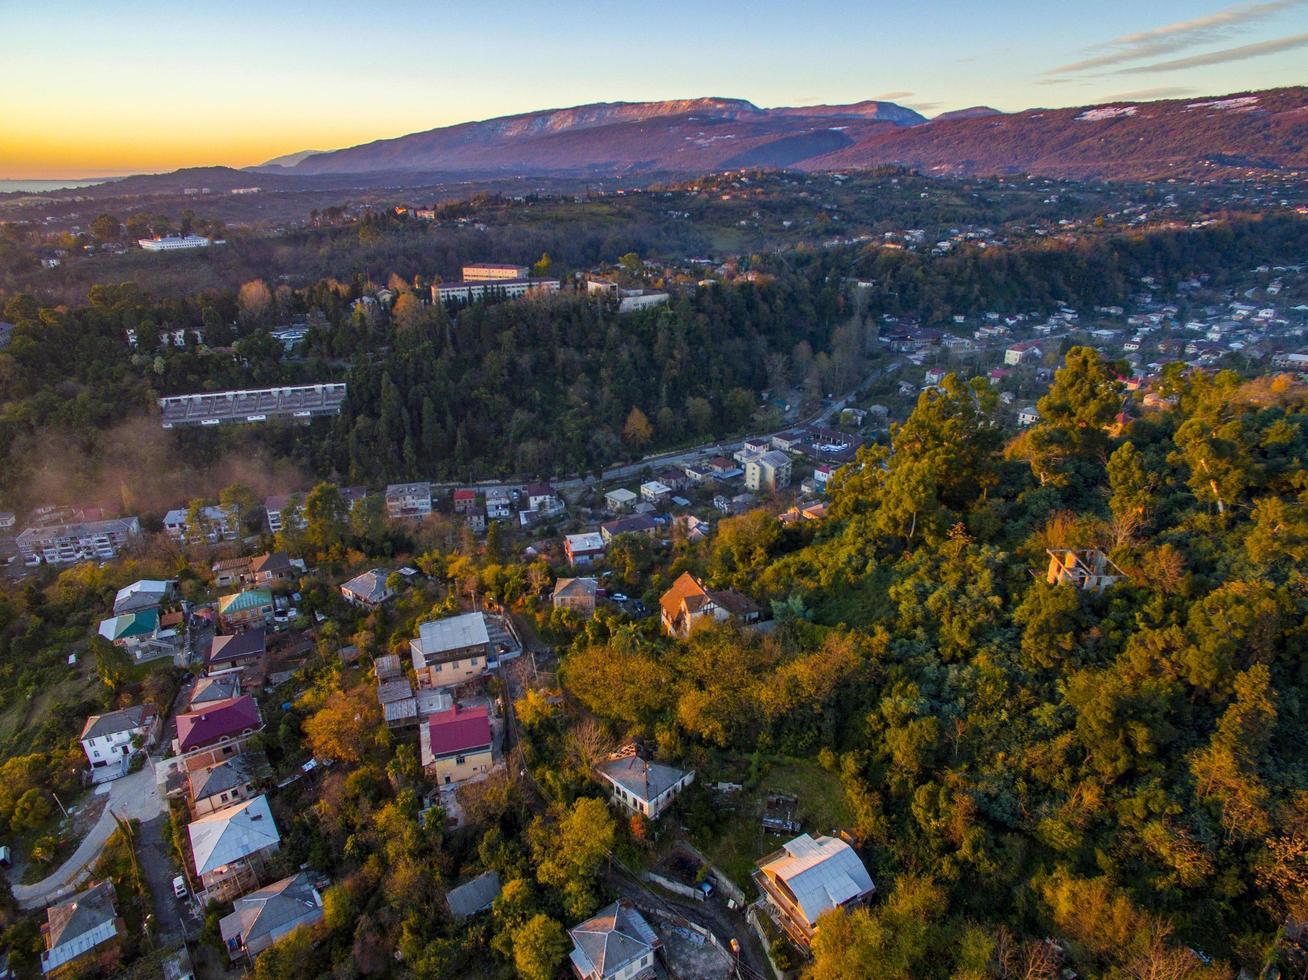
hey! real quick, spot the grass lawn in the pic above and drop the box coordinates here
[691,755,851,892]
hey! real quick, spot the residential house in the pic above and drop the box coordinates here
[40,881,125,976]
[485,488,513,521]
[163,506,237,545]
[446,870,501,920]
[735,439,771,464]
[98,609,182,663]
[564,532,606,566]
[745,450,792,493]
[188,795,280,903]
[212,557,252,589]
[339,569,394,608]
[604,488,638,513]
[1017,406,1040,427]
[753,834,876,950]
[1046,549,1125,591]
[216,589,274,632]
[247,553,297,586]
[525,483,563,515]
[552,577,598,617]
[597,748,694,821]
[188,674,241,710]
[207,629,266,671]
[419,705,494,784]
[174,696,263,764]
[672,514,710,543]
[1004,341,1042,366]
[660,572,759,638]
[464,507,487,533]
[452,489,477,514]
[600,514,658,544]
[410,612,492,689]
[112,579,174,615]
[219,873,323,963]
[385,482,432,520]
[924,366,947,386]
[639,481,672,505]
[189,755,257,816]
[80,705,160,784]
[568,900,661,980]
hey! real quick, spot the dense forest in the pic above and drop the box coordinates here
[2,212,1307,509]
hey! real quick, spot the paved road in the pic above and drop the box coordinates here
[14,761,166,909]
[138,811,191,945]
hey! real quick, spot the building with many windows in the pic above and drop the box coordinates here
[431,278,559,306]
[16,516,141,565]
[139,235,211,251]
[158,384,346,428]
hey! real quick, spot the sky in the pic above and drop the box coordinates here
[3,0,1307,178]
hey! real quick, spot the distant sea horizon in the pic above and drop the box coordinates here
[0,178,116,194]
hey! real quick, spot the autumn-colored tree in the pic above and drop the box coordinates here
[513,914,568,980]
[302,684,384,764]
[622,406,653,448]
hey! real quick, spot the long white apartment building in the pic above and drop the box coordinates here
[159,383,346,428]
[431,278,559,306]
[139,235,212,251]
[17,516,142,564]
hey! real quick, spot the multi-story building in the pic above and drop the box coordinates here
[139,235,211,251]
[410,612,492,689]
[431,278,559,306]
[219,874,323,962]
[263,495,305,535]
[596,748,694,821]
[163,506,238,544]
[187,795,280,903]
[462,263,529,281]
[744,450,792,492]
[80,705,160,783]
[419,705,494,785]
[16,516,141,565]
[385,482,432,520]
[158,383,346,428]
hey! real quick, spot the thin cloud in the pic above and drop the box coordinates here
[1046,0,1304,74]
[870,91,915,100]
[1117,30,1308,71]
[906,102,942,111]
[1100,86,1198,100]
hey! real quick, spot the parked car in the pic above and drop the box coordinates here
[611,593,629,603]
[172,876,187,899]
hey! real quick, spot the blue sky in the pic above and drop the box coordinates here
[2,0,1306,176]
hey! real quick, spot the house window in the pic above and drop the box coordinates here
[642,956,649,967]
[433,663,442,672]
[470,657,478,666]
[456,755,466,765]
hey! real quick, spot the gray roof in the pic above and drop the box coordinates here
[80,704,153,741]
[757,833,875,927]
[44,880,118,950]
[219,873,322,949]
[374,654,403,681]
[341,568,392,603]
[189,756,254,802]
[190,674,241,708]
[414,612,489,657]
[446,870,501,919]
[377,678,414,705]
[598,755,691,804]
[189,795,280,875]
[569,900,658,978]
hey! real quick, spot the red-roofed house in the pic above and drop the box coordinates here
[1004,341,1042,366]
[452,489,477,514]
[174,696,263,767]
[419,705,493,785]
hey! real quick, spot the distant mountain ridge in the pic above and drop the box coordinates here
[289,87,1308,182]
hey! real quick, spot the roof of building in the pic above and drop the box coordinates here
[213,556,253,572]
[757,833,875,927]
[44,880,119,952]
[414,612,489,656]
[190,674,241,708]
[569,900,658,979]
[374,654,403,681]
[189,755,255,802]
[756,449,792,468]
[113,579,172,613]
[426,705,492,757]
[217,589,273,615]
[80,704,155,742]
[605,488,638,502]
[340,568,392,604]
[385,482,431,497]
[377,678,414,706]
[553,577,597,600]
[598,754,691,804]
[660,571,711,623]
[564,531,605,553]
[707,588,760,618]
[219,873,321,952]
[208,629,266,665]
[446,870,502,920]
[249,552,293,576]
[602,515,657,536]
[188,795,279,875]
[98,609,159,642]
[176,696,261,753]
